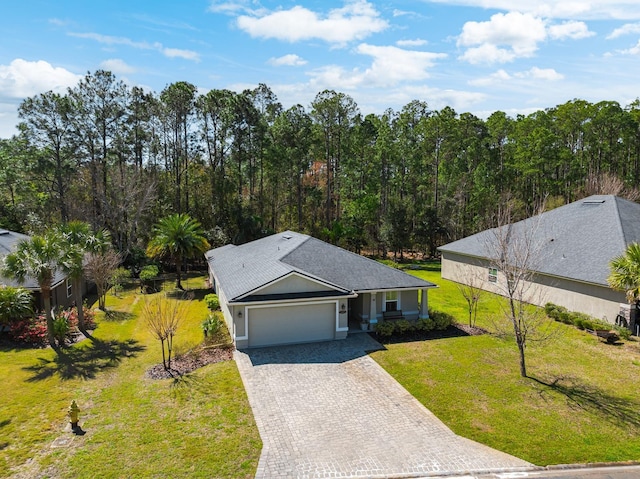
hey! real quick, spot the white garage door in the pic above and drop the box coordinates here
[248,302,336,348]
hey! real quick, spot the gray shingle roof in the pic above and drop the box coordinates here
[438,195,640,286]
[0,229,68,290]
[206,231,436,302]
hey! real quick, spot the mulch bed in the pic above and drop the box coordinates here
[146,345,234,379]
[373,322,487,344]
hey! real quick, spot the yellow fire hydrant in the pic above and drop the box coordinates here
[68,400,80,431]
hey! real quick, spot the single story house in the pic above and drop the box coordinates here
[0,228,75,312]
[205,231,437,348]
[438,195,638,326]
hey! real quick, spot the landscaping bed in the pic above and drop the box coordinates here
[372,322,486,344]
[146,345,234,379]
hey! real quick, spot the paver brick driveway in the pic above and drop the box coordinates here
[235,333,532,479]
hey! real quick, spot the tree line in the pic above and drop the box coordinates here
[1,69,640,261]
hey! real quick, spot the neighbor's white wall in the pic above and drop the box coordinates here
[441,252,626,323]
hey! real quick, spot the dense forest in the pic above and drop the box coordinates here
[1,70,639,263]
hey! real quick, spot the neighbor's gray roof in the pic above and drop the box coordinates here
[438,195,640,286]
[206,231,436,302]
[0,229,67,290]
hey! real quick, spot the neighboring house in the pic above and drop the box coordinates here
[438,195,638,325]
[0,229,76,312]
[206,231,437,348]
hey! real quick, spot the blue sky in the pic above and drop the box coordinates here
[1,0,640,137]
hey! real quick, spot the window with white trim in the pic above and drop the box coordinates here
[66,278,73,298]
[488,267,498,283]
[385,291,399,312]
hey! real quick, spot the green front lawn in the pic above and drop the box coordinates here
[371,262,640,466]
[0,275,261,478]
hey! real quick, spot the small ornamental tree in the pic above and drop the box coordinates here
[85,249,122,310]
[142,295,190,371]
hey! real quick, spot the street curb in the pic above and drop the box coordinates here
[546,460,640,470]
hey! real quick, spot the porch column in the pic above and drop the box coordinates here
[370,293,378,326]
[419,288,429,319]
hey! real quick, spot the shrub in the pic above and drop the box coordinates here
[394,319,415,335]
[204,293,220,311]
[375,321,395,337]
[139,265,160,293]
[416,317,435,332]
[9,316,48,346]
[615,326,632,340]
[52,313,70,344]
[202,313,221,338]
[429,309,454,330]
[139,264,160,281]
[545,303,568,322]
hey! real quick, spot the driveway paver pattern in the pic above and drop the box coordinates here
[235,333,532,479]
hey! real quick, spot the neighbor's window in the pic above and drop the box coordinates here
[66,278,73,297]
[488,268,498,283]
[385,291,399,312]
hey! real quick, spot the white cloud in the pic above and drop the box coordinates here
[424,1,640,20]
[548,21,594,40]
[161,47,201,61]
[268,54,307,66]
[208,1,262,15]
[396,38,428,47]
[458,12,547,64]
[236,1,388,44]
[619,39,640,54]
[468,69,512,86]
[356,44,446,86]
[469,66,563,86]
[0,59,82,137]
[69,32,200,61]
[607,22,640,39]
[0,59,81,99]
[100,58,136,74]
[523,66,564,80]
[307,44,446,90]
[459,44,516,64]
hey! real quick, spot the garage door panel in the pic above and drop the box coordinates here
[248,302,335,348]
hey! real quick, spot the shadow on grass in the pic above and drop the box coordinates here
[531,375,640,429]
[103,309,136,322]
[23,338,146,381]
[0,418,9,451]
[164,289,208,300]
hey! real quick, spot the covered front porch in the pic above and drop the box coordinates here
[347,288,431,333]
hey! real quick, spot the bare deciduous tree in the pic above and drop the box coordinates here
[485,200,553,378]
[142,295,190,371]
[456,269,484,328]
[84,249,122,310]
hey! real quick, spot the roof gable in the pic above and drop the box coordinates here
[439,195,640,286]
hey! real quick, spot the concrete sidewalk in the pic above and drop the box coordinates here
[235,334,533,479]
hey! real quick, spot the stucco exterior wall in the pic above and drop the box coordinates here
[441,252,626,323]
[399,290,419,319]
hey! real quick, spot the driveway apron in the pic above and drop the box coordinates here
[235,333,532,479]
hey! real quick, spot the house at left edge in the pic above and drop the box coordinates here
[0,229,79,311]
[206,230,437,349]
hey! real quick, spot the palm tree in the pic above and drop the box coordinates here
[2,232,63,347]
[608,242,640,303]
[146,214,210,290]
[58,221,111,332]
